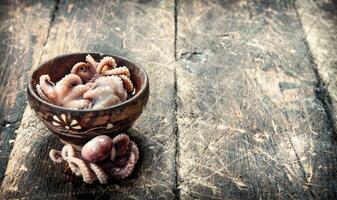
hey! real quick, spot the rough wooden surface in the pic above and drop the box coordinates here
[176,0,337,199]
[0,0,56,182]
[0,0,176,199]
[296,0,337,131]
[0,0,337,199]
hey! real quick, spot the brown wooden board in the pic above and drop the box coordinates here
[176,0,337,199]
[0,0,57,183]
[0,0,176,199]
[1,0,337,199]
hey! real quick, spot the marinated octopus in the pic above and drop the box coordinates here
[36,54,134,109]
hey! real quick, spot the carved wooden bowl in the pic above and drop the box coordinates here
[27,53,149,148]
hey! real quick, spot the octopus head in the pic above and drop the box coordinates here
[83,76,127,109]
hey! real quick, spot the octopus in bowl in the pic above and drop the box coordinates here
[36,54,134,110]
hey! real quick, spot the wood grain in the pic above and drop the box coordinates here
[0,0,176,199]
[0,0,56,183]
[176,0,337,199]
[296,0,337,132]
[1,0,337,199]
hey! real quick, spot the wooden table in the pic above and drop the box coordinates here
[0,0,336,199]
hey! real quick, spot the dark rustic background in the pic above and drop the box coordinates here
[0,0,337,199]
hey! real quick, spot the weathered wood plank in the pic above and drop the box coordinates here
[176,0,337,199]
[296,0,337,132]
[0,0,57,183]
[295,1,337,198]
[1,0,176,199]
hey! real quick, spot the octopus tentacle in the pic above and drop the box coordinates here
[36,84,52,103]
[103,66,130,77]
[129,141,139,161]
[119,75,134,93]
[112,133,130,156]
[89,163,108,184]
[49,149,63,163]
[61,144,80,175]
[57,74,91,109]
[63,84,91,105]
[39,74,88,109]
[96,57,117,74]
[71,62,96,83]
[39,74,55,86]
[86,54,98,69]
[61,144,76,160]
[59,74,83,87]
[39,75,57,101]
[64,99,90,110]
[110,152,136,179]
[71,62,88,74]
[68,157,96,184]
[88,74,103,83]
[110,139,139,179]
[110,146,116,161]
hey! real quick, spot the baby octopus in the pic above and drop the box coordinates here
[49,134,139,184]
[83,76,128,110]
[36,54,134,109]
[37,74,91,109]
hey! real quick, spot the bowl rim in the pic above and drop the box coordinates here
[28,52,149,113]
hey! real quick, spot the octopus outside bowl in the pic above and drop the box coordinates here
[27,53,149,149]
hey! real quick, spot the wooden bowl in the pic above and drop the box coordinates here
[27,53,149,148]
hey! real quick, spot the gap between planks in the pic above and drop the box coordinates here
[173,0,180,200]
[294,0,337,138]
[38,0,61,66]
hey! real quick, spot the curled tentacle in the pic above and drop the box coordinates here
[49,149,63,163]
[119,75,134,93]
[86,54,98,69]
[96,57,117,74]
[36,84,52,103]
[89,163,108,184]
[61,144,76,161]
[71,62,96,83]
[57,74,91,109]
[68,157,96,184]
[59,74,83,88]
[110,152,136,179]
[71,62,87,74]
[129,141,139,161]
[112,134,130,156]
[39,75,57,101]
[62,144,81,175]
[110,139,139,179]
[103,66,130,77]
